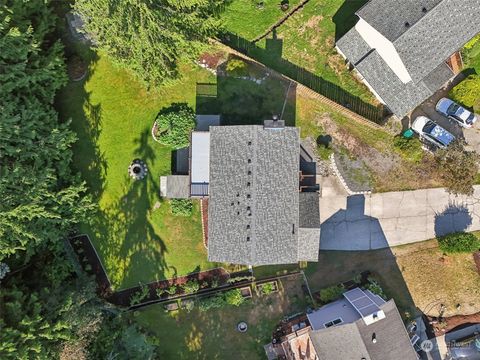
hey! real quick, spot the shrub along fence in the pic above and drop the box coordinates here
[218,31,386,124]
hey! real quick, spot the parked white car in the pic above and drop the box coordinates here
[411,116,455,149]
[436,97,477,128]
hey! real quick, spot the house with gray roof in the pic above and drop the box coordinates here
[336,0,480,118]
[160,118,321,266]
[266,287,418,360]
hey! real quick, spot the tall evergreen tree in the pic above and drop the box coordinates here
[0,0,94,262]
[74,0,225,85]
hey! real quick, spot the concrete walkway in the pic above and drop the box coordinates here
[320,185,480,250]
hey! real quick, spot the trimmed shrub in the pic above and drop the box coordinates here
[224,289,245,306]
[437,232,480,253]
[260,282,275,295]
[154,103,196,149]
[449,75,480,112]
[366,278,386,299]
[182,280,200,294]
[170,199,193,216]
[198,294,225,311]
[166,285,178,296]
[319,285,344,303]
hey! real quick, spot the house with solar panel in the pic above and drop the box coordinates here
[160,118,321,266]
[265,287,418,360]
[335,0,480,118]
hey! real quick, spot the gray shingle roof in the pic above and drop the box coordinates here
[310,323,371,360]
[309,299,417,360]
[354,50,433,116]
[298,192,320,262]
[335,27,372,66]
[357,0,442,42]
[207,125,301,265]
[337,0,480,117]
[393,0,480,82]
[357,300,418,360]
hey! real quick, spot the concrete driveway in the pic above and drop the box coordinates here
[319,186,480,250]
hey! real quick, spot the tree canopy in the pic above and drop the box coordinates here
[435,141,480,196]
[74,0,225,85]
[0,2,155,358]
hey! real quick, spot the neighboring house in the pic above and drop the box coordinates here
[336,0,480,118]
[160,118,321,266]
[266,288,418,360]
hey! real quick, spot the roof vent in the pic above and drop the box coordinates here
[372,333,377,344]
[422,6,427,13]
[404,21,410,27]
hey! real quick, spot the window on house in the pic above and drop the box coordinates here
[324,318,343,328]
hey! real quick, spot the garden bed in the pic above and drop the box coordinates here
[255,280,279,296]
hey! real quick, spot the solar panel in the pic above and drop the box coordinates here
[343,288,381,318]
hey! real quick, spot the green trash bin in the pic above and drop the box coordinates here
[403,129,414,139]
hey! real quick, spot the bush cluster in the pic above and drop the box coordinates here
[154,103,196,149]
[170,199,193,216]
[437,232,480,253]
[198,289,245,311]
[449,74,480,112]
[319,285,344,303]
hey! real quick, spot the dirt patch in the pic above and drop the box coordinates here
[429,311,480,336]
[314,112,398,175]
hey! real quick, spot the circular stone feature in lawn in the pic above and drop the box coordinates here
[128,159,148,180]
[237,321,248,333]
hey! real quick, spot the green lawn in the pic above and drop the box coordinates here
[254,0,374,103]
[57,50,219,290]
[136,275,309,359]
[221,0,376,106]
[220,0,301,41]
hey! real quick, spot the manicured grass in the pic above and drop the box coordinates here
[56,50,219,290]
[252,0,376,104]
[136,275,309,359]
[220,0,301,41]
